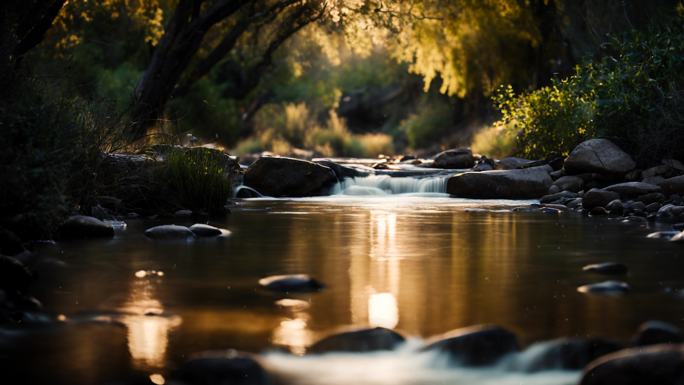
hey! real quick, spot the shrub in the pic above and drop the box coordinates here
[470,123,518,159]
[162,148,233,214]
[493,18,684,163]
[400,101,455,149]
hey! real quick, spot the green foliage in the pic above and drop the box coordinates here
[493,18,684,162]
[401,101,455,149]
[471,123,518,159]
[0,75,114,239]
[162,148,233,214]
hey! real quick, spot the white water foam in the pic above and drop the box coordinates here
[332,175,449,196]
[263,339,580,385]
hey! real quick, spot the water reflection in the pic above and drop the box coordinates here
[119,272,181,370]
[368,292,399,329]
[272,305,315,355]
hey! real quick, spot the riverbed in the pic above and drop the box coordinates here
[2,195,683,385]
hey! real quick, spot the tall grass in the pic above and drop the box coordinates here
[163,148,233,214]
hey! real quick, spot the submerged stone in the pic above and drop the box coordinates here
[144,225,196,240]
[632,321,684,347]
[189,223,226,237]
[58,215,115,239]
[577,281,631,295]
[582,262,628,275]
[258,274,324,293]
[308,327,405,353]
[420,325,519,366]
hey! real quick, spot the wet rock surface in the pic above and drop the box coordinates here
[421,325,519,366]
[144,225,196,240]
[446,166,552,199]
[580,345,684,385]
[308,327,405,353]
[58,215,115,239]
[258,274,325,293]
[244,157,337,197]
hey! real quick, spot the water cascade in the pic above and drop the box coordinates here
[332,175,449,196]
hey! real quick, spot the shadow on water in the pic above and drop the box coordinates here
[2,196,684,384]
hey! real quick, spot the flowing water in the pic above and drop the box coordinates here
[3,179,684,385]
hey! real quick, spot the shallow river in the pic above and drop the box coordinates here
[3,195,684,385]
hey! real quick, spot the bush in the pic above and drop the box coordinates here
[162,148,233,214]
[493,18,684,163]
[471,123,518,159]
[400,101,455,149]
[0,75,114,239]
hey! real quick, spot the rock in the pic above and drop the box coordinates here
[622,216,648,224]
[647,202,662,213]
[497,157,541,170]
[58,215,115,239]
[606,200,625,215]
[583,262,628,275]
[605,182,662,197]
[579,345,684,385]
[174,209,193,217]
[643,176,666,185]
[660,175,684,195]
[517,338,622,372]
[643,165,672,178]
[258,274,324,293]
[473,162,494,172]
[174,350,269,385]
[0,228,25,256]
[244,157,337,197]
[671,231,684,243]
[189,224,225,237]
[657,205,684,222]
[308,327,405,353]
[144,225,196,240]
[647,231,680,240]
[638,192,666,204]
[433,148,475,169]
[674,223,684,231]
[633,321,684,347]
[315,160,366,180]
[446,166,552,199]
[420,325,519,366]
[582,189,620,210]
[540,191,578,204]
[551,175,584,193]
[590,207,609,216]
[564,139,636,175]
[663,158,684,172]
[567,198,584,209]
[577,281,631,295]
[0,256,32,294]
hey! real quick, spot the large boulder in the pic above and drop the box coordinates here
[516,338,622,372]
[421,325,519,366]
[582,189,620,210]
[58,215,114,239]
[244,157,337,197]
[604,182,661,197]
[564,139,636,175]
[314,160,367,180]
[174,350,270,385]
[660,176,684,195]
[580,345,684,385]
[446,166,553,199]
[308,327,405,353]
[433,148,475,169]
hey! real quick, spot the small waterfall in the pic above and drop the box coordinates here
[332,175,449,196]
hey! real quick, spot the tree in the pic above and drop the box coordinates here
[128,0,325,141]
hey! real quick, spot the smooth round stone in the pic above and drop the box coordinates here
[189,223,226,237]
[420,325,519,366]
[646,231,679,240]
[144,225,196,240]
[632,321,684,347]
[59,215,114,239]
[258,274,325,293]
[577,281,631,295]
[582,262,628,275]
[308,327,405,353]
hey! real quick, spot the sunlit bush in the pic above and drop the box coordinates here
[400,101,454,149]
[470,123,518,159]
[493,18,684,163]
